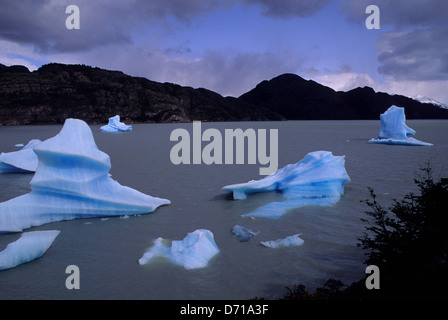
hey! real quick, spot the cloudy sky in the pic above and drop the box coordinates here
[1,0,447,104]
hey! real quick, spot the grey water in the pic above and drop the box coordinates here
[0,120,447,300]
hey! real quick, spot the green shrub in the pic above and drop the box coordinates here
[357,165,448,299]
[256,165,448,300]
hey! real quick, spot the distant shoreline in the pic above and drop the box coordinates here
[1,63,448,126]
[2,118,448,127]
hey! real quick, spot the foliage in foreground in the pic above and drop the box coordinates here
[356,165,448,299]
[264,165,448,300]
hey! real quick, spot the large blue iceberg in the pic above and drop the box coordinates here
[0,230,60,270]
[222,151,350,219]
[369,105,432,146]
[0,118,170,233]
[101,115,132,132]
[138,229,220,270]
[0,139,41,173]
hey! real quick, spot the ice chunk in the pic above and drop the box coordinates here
[369,137,432,146]
[260,234,304,248]
[369,106,432,146]
[232,225,257,242]
[138,229,220,270]
[377,105,416,139]
[242,197,340,219]
[101,115,132,132]
[223,151,350,200]
[0,139,41,173]
[0,119,170,233]
[0,230,60,270]
[222,151,350,219]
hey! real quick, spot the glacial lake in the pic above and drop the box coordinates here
[0,120,447,299]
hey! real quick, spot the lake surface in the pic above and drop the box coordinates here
[0,120,447,300]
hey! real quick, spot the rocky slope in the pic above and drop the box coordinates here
[1,64,447,125]
[0,63,283,125]
[239,73,448,120]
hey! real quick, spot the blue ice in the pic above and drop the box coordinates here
[232,225,257,242]
[0,118,170,233]
[222,151,350,219]
[0,139,41,173]
[0,230,60,270]
[369,105,432,146]
[260,234,304,248]
[101,115,132,132]
[138,229,220,269]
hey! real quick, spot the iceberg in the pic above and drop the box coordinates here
[232,225,257,242]
[0,139,41,173]
[101,115,132,132]
[222,151,350,219]
[138,229,220,270]
[260,234,304,248]
[369,105,432,146]
[0,118,170,233]
[0,230,60,270]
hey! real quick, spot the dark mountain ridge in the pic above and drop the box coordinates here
[0,63,447,125]
[0,63,283,125]
[239,73,448,120]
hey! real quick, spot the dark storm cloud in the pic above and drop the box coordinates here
[0,0,221,53]
[377,26,448,81]
[341,0,448,81]
[340,0,448,27]
[0,0,133,53]
[0,0,333,53]
[241,0,332,18]
[187,50,302,96]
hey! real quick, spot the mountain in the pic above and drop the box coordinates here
[239,73,448,120]
[0,63,283,125]
[1,64,447,125]
[414,95,448,109]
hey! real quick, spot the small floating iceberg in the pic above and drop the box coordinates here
[0,139,41,173]
[261,234,304,248]
[101,115,132,132]
[222,151,350,219]
[0,230,60,270]
[232,225,257,242]
[138,229,220,270]
[369,105,432,146]
[0,118,170,233]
